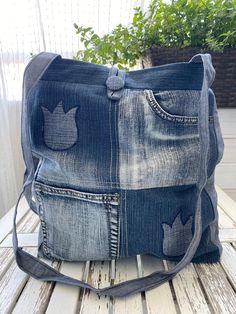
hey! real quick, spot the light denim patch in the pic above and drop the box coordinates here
[33,181,120,261]
[118,89,201,189]
[162,213,193,256]
[42,101,78,150]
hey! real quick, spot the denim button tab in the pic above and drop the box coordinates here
[106,66,126,100]
[106,76,125,91]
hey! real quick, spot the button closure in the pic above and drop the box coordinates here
[106,75,125,91]
[106,66,126,101]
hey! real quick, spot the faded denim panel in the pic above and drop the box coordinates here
[33,181,120,261]
[30,80,119,190]
[118,89,201,189]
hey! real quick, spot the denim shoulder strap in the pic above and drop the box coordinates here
[13,52,215,298]
[20,52,60,214]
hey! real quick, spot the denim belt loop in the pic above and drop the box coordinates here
[106,66,126,100]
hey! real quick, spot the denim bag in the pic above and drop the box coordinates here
[13,52,224,297]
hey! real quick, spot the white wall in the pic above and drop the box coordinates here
[216,109,236,200]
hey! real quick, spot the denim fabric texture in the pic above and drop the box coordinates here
[12,52,224,297]
[25,54,224,263]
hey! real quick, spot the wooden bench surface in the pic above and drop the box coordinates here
[0,186,236,313]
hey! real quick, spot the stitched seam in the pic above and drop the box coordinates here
[33,181,119,203]
[35,190,54,259]
[144,89,214,124]
[103,200,112,259]
[108,99,113,188]
[125,190,128,256]
[35,176,198,187]
[114,90,121,258]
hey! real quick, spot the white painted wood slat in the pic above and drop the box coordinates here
[0,232,38,248]
[0,197,29,243]
[46,262,84,314]
[167,262,211,314]
[80,260,112,314]
[195,262,236,314]
[113,257,143,314]
[12,258,61,314]
[141,255,177,314]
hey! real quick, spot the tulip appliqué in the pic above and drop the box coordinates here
[42,101,78,150]
[162,213,193,257]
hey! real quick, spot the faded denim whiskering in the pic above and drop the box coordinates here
[24,53,224,264]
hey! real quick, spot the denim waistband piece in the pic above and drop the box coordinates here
[41,56,204,91]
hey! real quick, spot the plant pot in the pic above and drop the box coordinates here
[142,46,236,108]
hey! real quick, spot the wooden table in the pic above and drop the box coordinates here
[0,186,236,314]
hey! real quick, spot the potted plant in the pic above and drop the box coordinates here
[74,0,236,107]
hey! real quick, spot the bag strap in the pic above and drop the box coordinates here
[13,52,215,298]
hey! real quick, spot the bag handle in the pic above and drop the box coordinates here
[13,52,215,298]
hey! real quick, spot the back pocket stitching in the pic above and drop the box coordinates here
[33,181,120,261]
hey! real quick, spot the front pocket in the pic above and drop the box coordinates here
[33,181,120,261]
[118,89,201,189]
[144,89,199,124]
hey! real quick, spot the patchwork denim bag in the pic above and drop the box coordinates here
[13,52,224,297]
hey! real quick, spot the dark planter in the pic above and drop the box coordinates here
[143,46,236,108]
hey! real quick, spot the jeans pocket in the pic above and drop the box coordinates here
[118,89,202,189]
[144,89,200,124]
[33,181,120,261]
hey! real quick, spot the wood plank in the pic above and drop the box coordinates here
[215,164,236,189]
[0,247,37,313]
[195,262,236,314]
[218,206,236,229]
[0,232,38,248]
[216,185,236,222]
[0,211,39,279]
[0,196,29,243]
[113,256,143,314]
[46,262,85,314]
[222,189,236,202]
[141,255,176,314]
[220,138,236,163]
[167,262,210,314]
[80,260,112,314]
[12,258,61,314]
[220,243,236,289]
[219,228,236,242]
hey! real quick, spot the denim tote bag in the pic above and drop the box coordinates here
[12,52,224,298]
